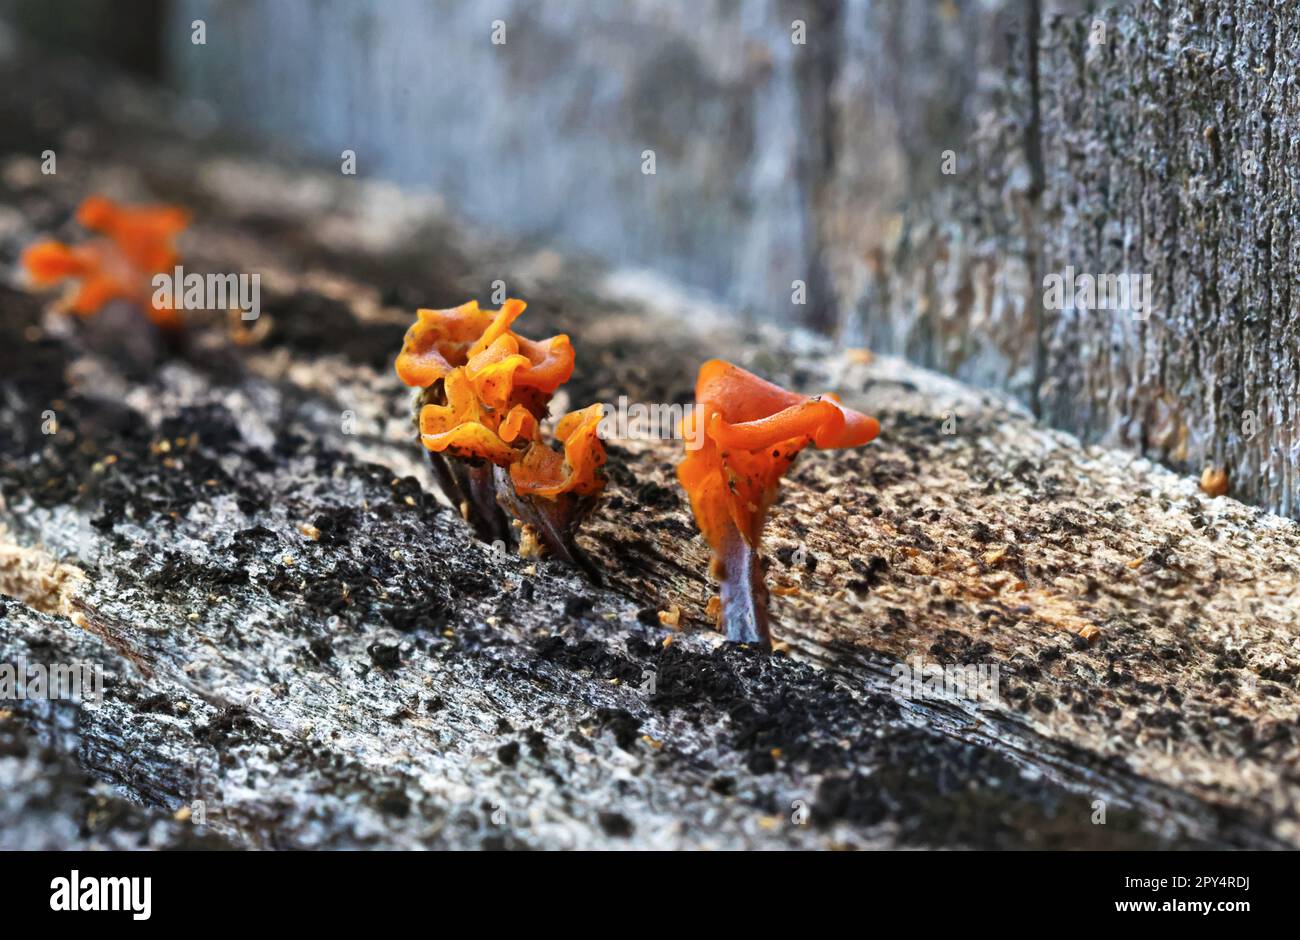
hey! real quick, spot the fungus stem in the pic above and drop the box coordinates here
[716,523,770,649]
[492,467,601,582]
[464,463,512,543]
[424,449,512,544]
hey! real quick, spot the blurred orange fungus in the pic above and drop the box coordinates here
[21,195,189,328]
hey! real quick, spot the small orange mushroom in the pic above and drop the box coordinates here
[21,195,188,328]
[396,297,605,565]
[75,195,188,273]
[511,404,607,498]
[677,359,879,648]
[1199,466,1229,498]
[495,404,608,572]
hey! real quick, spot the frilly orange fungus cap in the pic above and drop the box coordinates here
[511,404,607,498]
[396,300,502,388]
[396,298,575,395]
[418,368,532,466]
[405,298,604,500]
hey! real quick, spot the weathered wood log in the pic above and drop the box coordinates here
[815,0,1300,521]
[1,42,1299,850]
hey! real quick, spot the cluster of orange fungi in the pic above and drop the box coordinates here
[22,195,188,329]
[21,196,885,651]
[396,300,881,649]
[395,299,607,568]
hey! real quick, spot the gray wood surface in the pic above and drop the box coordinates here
[1,35,1298,850]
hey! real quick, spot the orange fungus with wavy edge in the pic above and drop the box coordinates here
[401,298,605,501]
[510,404,607,498]
[396,300,503,388]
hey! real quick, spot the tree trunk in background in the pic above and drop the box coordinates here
[158,0,1299,516]
[1036,1,1300,519]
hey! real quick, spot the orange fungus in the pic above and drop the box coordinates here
[396,297,606,564]
[21,195,189,328]
[677,359,879,648]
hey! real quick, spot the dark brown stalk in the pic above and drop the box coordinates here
[492,466,601,581]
